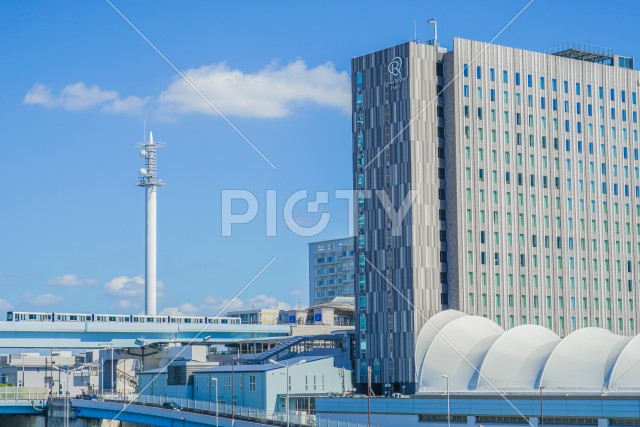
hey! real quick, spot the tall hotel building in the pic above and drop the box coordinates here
[353,37,639,394]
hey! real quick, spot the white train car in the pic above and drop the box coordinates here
[7,311,52,322]
[169,316,206,324]
[53,313,92,322]
[94,314,132,322]
[6,311,242,325]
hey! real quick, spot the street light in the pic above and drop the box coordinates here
[209,377,219,427]
[539,385,545,427]
[442,374,450,427]
[269,359,306,427]
[60,379,68,427]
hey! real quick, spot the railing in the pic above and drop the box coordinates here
[0,386,48,401]
[135,394,379,427]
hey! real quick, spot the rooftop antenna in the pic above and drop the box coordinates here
[136,132,166,316]
[414,19,417,42]
[427,18,438,48]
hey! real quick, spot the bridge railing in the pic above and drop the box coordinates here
[0,387,48,401]
[135,394,379,427]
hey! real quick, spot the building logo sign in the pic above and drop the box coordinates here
[388,57,403,76]
[384,56,407,89]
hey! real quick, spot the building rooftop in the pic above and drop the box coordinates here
[195,355,330,373]
[544,42,615,64]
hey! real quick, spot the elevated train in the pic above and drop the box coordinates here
[6,311,240,324]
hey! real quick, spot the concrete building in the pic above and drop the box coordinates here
[354,38,640,393]
[0,351,98,396]
[309,237,355,306]
[227,308,285,325]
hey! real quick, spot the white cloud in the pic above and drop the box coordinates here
[24,82,148,115]
[104,275,145,298]
[198,293,291,316]
[158,60,350,118]
[24,59,349,119]
[22,293,63,307]
[104,275,164,301]
[0,299,12,311]
[47,273,98,287]
[159,303,199,317]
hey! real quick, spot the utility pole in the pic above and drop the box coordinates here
[540,385,545,427]
[367,366,372,427]
[231,357,235,424]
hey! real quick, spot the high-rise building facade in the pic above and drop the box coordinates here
[309,237,355,306]
[354,37,639,394]
[353,42,448,395]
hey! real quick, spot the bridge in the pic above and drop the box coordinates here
[0,321,290,348]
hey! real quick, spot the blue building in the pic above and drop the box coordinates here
[193,356,351,415]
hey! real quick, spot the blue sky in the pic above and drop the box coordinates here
[1,1,639,317]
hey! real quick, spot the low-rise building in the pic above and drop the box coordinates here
[137,360,219,399]
[193,356,352,414]
[0,351,98,396]
[227,308,285,325]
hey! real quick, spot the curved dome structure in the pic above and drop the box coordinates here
[416,310,640,393]
[414,310,467,383]
[608,335,640,390]
[477,325,560,391]
[418,314,503,391]
[540,328,630,391]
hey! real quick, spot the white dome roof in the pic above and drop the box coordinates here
[478,325,560,391]
[416,310,640,393]
[540,328,630,392]
[418,314,503,391]
[608,335,640,390]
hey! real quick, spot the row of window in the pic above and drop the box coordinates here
[468,293,634,311]
[485,312,633,333]
[463,100,639,125]
[463,65,638,104]
[465,271,635,294]
[465,146,640,173]
[463,118,639,143]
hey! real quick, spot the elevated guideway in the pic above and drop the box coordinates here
[0,321,290,348]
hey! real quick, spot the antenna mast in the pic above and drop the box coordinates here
[137,132,165,316]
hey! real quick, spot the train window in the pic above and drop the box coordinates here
[29,314,37,320]
[109,316,116,322]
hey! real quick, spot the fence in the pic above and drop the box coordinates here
[136,394,379,427]
[0,386,48,401]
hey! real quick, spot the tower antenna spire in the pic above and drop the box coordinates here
[136,132,166,316]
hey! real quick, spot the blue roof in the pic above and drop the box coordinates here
[194,356,330,374]
[138,367,167,375]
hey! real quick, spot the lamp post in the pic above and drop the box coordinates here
[61,379,68,427]
[367,366,372,427]
[442,374,450,427]
[269,359,306,427]
[539,385,545,427]
[231,356,235,424]
[211,377,218,427]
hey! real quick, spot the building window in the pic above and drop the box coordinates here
[249,375,256,392]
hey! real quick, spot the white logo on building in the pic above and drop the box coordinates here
[388,57,403,76]
[384,56,407,89]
